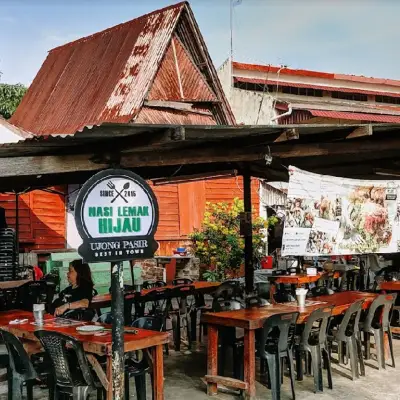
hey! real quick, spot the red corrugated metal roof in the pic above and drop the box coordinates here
[308,110,400,123]
[148,36,217,102]
[232,61,400,88]
[11,2,234,135]
[135,106,216,125]
[234,76,400,98]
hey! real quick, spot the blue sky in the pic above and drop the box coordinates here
[1,0,400,85]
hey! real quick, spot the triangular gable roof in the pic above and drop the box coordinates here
[148,35,218,102]
[11,2,235,135]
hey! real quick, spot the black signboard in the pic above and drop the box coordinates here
[74,169,159,262]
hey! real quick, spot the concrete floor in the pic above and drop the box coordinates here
[0,337,399,399]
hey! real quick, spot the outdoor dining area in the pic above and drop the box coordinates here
[0,122,399,399]
[0,260,398,400]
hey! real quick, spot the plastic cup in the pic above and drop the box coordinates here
[33,304,45,325]
[295,288,308,307]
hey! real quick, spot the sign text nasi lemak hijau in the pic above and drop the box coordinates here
[74,169,159,262]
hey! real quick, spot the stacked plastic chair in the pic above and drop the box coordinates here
[0,228,18,281]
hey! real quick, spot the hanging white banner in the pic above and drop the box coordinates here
[282,166,400,256]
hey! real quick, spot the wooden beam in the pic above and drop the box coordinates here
[121,146,267,167]
[272,137,400,158]
[0,154,108,178]
[274,128,299,143]
[346,125,373,139]
[0,146,266,178]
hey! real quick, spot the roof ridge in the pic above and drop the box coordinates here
[49,1,187,53]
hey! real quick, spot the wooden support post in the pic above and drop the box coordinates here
[111,261,125,399]
[243,171,254,294]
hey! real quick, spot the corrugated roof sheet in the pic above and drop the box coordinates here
[308,110,400,123]
[135,106,216,124]
[11,2,185,135]
[233,61,400,88]
[234,76,400,98]
[11,2,234,135]
[148,36,217,102]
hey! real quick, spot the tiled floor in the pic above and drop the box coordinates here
[0,336,399,399]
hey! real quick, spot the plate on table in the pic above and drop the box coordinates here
[76,325,105,334]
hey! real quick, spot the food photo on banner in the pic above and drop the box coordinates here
[282,166,400,256]
[74,169,159,263]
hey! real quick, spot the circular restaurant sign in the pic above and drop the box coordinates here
[74,169,159,262]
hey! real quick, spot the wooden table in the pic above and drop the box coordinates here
[268,274,324,303]
[0,279,31,290]
[380,281,400,291]
[201,291,377,400]
[0,310,169,400]
[380,281,400,334]
[91,281,221,309]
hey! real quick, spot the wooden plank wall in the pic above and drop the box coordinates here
[0,188,66,251]
[0,179,260,255]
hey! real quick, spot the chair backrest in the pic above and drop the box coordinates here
[213,281,242,301]
[172,278,193,286]
[34,330,95,388]
[258,312,299,357]
[212,299,242,312]
[245,295,263,308]
[143,280,167,289]
[301,306,333,346]
[0,329,37,381]
[18,281,50,311]
[363,293,397,331]
[336,299,364,340]
[97,312,113,324]
[62,308,96,322]
[131,316,163,331]
[136,288,172,317]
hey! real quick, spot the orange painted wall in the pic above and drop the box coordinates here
[0,187,66,251]
[0,179,260,255]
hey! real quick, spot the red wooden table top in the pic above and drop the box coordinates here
[91,281,221,308]
[0,310,169,356]
[271,274,323,285]
[380,281,400,291]
[201,291,378,330]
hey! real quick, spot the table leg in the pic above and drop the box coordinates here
[106,356,113,400]
[207,324,219,396]
[244,329,256,400]
[152,344,164,400]
[270,284,277,304]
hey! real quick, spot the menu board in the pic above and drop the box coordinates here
[282,166,400,256]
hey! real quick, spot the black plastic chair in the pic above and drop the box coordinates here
[197,280,243,343]
[0,329,53,400]
[143,280,166,289]
[34,330,105,399]
[169,285,196,351]
[124,316,164,400]
[135,288,172,354]
[18,281,55,312]
[295,306,333,393]
[212,299,244,380]
[328,299,365,380]
[172,278,193,286]
[360,293,397,369]
[96,294,135,326]
[258,312,299,400]
[62,308,96,322]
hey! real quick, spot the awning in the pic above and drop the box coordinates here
[308,109,400,123]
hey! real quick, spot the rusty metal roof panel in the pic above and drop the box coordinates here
[10,2,186,135]
[134,106,217,125]
[148,36,217,102]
